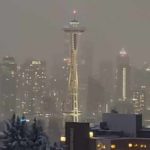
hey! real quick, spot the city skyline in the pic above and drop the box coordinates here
[1,1,150,149]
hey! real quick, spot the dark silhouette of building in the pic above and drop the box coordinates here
[89,113,150,150]
[64,113,150,150]
[65,122,89,150]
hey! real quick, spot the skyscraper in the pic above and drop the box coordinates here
[86,77,105,122]
[17,59,47,118]
[132,86,145,114]
[116,48,130,101]
[99,61,114,105]
[78,41,93,117]
[50,56,69,114]
[0,56,17,119]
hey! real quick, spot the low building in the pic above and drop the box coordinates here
[64,113,150,150]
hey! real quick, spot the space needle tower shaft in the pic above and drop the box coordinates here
[63,10,85,122]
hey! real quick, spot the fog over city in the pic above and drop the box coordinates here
[0,0,150,70]
[1,1,150,148]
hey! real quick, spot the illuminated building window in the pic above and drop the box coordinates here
[60,136,66,142]
[140,144,144,148]
[102,145,106,149]
[97,144,101,148]
[144,145,147,148]
[53,92,56,96]
[32,61,41,65]
[89,131,94,138]
[128,143,133,148]
[111,144,116,149]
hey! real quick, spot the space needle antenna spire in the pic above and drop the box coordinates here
[73,10,77,20]
[63,10,85,122]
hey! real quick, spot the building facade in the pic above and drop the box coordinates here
[16,59,47,118]
[86,77,105,122]
[132,86,146,114]
[99,61,114,112]
[0,56,17,119]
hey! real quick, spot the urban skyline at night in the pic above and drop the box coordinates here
[0,1,150,149]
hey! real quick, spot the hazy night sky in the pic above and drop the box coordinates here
[0,0,150,71]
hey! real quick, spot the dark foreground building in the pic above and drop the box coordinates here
[64,113,150,150]
[65,122,89,150]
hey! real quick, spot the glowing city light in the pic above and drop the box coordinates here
[73,10,77,14]
[89,131,94,138]
[60,136,66,142]
[120,48,127,56]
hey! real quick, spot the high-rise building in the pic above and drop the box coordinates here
[86,77,105,122]
[116,48,130,101]
[132,86,146,114]
[99,61,114,106]
[0,56,17,119]
[131,63,150,126]
[17,59,47,118]
[50,57,69,114]
[78,42,93,117]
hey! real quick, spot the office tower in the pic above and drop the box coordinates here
[116,48,130,101]
[86,77,105,122]
[99,61,114,106]
[131,64,150,126]
[78,42,93,117]
[131,63,150,109]
[17,59,47,118]
[63,11,85,122]
[50,57,69,114]
[78,41,93,82]
[0,56,17,119]
[132,86,145,114]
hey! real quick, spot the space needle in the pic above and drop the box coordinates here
[63,10,85,122]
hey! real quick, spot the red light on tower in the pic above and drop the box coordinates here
[73,10,77,15]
